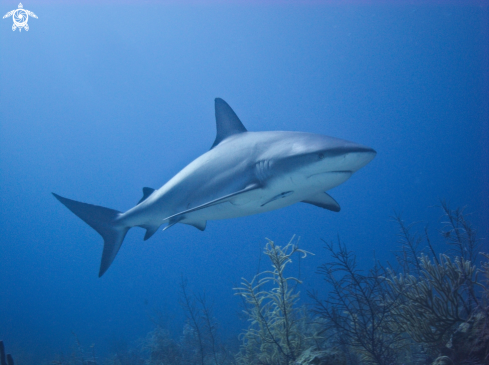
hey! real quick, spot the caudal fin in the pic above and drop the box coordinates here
[52,193,129,277]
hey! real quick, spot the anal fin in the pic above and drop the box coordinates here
[302,192,340,212]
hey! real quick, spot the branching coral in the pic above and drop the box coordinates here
[482,253,489,309]
[234,237,317,365]
[309,240,407,365]
[385,254,478,345]
[38,202,488,365]
[385,203,488,362]
[179,277,232,365]
[142,326,182,365]
[309,202,488,365]
[438,202,479,264]
[385,204,486,347]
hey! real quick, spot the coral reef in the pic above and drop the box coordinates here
[16,202,489,365]
[309,202,488,365]
[431,356,453,365]
[385,254,478,345]
[142,325,183,365]
[445,311,489,362]
[384,203,488,363]
[49,333,101,365]
[293,347,346,365]
[178,277,233,365]
[140,279,233,365]
[309,240,407,365]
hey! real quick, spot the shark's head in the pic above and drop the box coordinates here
[287,132,376,172]
[210,98,376,191]
[263,132,376,189]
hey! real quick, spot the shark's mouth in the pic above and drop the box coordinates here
[307,170,352,179]
[306,170,353,190]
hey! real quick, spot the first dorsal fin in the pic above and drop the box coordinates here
[211,98,247,149]
[138,187,155,204]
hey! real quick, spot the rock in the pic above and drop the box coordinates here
[431,356,454,365]
[0,341,5,365]
[294,347,346,365]
[0,341,14,365]
[446,311,489,364]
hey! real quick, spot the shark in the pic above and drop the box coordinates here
[53,98,376,277]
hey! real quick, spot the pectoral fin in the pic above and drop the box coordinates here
[183,219,207,231]
[162,216,184,232]
[163,183,261,222]
[302,192,340,212]
[261,191,294,207]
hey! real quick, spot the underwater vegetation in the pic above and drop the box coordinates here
[309,202,489,365]
[9,202,489,365]
[309,239,406,365]
[233,238,321,365]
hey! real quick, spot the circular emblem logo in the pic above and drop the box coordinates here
[3,3,38,32]
[13,9,28,28]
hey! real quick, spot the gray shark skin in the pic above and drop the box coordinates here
[53,98,376,277]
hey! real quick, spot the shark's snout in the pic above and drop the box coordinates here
[341,145,376,172]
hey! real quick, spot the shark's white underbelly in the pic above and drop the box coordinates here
[180,171,352,221]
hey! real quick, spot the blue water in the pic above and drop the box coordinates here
[0,2,487,362]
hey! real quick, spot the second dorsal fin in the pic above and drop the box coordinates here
[211,98,247,149]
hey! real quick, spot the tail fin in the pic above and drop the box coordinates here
[52,193,129,277]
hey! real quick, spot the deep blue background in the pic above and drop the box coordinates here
[1,2,488,362]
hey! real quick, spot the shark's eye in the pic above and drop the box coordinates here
[318,153,325,160]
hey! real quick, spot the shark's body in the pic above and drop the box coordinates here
[54,98,376,276]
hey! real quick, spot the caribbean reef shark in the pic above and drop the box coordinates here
[53,98,376,277]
